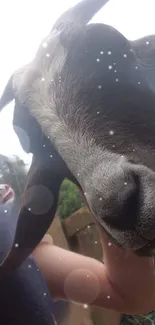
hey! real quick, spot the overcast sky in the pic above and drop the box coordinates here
[0,0,155,165]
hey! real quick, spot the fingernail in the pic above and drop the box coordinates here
[42,234,53,245]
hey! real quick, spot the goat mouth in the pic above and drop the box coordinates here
[135,244,155,257]
[93,216,155,256]
[134,234,155,257]
[80,188,155,256]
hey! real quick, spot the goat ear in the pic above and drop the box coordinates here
[0,154,68,275]
[0,76,15,111]
[52,0,110,31]
[131,35,155,91]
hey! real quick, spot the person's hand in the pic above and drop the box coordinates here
[98,225,155,314]
[39,234,54,246]
[32,227,155,316]
[1,183,154,315]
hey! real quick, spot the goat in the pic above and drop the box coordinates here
[1,0,155,275]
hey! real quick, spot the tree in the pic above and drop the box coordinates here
[57,179,85,220]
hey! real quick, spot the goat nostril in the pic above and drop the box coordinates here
[101,172,140,231]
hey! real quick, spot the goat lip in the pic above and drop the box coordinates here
[135,245,155,257]
[134,236,155,256]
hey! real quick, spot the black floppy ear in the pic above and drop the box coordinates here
[131,35,155,90]
[0,76,15,111]
[0,152,73,275]
[52,0,110,31]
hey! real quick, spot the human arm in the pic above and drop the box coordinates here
[33,230,155,315]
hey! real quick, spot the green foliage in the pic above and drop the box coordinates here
[0,154,27,198]
[57,179,84,220]
[121,312,155,325]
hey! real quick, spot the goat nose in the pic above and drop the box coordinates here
[97,165,140,230]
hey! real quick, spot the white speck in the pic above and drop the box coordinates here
[41,78,45,81]
[83,304,88,309]
[37,269,39,272]
[99,197,102,201]
[138,81,141,85]
[121,155,124,158]
[98,85,102,89]
[116,78,119,82]
[146,41,150,45]
[77,173,80,176]
[47,136,50,139]
[108,51,112,55]
[107,295,111,299]
[46,53,50,57]
[114,62,116,65]
[86,274,90,278]
[109,130,114,135]
[43,293,47,296]
[100,51,104,55]
[28,208,31,212]
[124,182,128,186]
[50,155,53,158]
[123,54,127,58]
[28,264,32,269]
[15,243,19,248]
[95,241,98,244]
[108,65,113,70]
[4,210,7,213]
[51,79,53,82]
[97,111,100,114]
[133,149,135,152]
[135,66,138,70]
[114,70,117,73]
[42,42,48,48]
[108,242,112,247]
[77,228,79,231]
[84,192,87,196]
[130,49,133,52]
[87,225,90,229]
[96,58,100,62]
[43,144,46,147]
[112,145,115,148]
